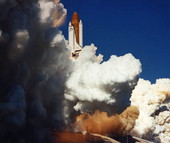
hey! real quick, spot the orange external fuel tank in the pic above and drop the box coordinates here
[71,12,80,44]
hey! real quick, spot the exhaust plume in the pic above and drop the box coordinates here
[72,106,139,136]
[130,78,170,143]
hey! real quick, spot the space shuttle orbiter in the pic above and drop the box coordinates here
[68,12,83,58]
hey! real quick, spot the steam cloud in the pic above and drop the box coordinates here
[64,44,141,122]
[130,78,170,143]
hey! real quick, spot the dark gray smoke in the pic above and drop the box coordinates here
[0,0,69,143]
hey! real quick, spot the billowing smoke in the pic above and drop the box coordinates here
[64,44,141,122]
[0,0,70,143]
[72,105,139,136]
[130,78,170,143]
[39,0,66,27]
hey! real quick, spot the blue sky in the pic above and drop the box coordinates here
[60,0,170,83]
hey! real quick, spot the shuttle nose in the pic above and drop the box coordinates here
[71,12,80,24]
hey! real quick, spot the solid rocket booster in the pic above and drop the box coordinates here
[79,20,83,47]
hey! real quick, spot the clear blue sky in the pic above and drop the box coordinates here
[60,0,170,83]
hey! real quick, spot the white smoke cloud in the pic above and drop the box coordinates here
[38,0,66,27]
[130,78,170,143]
[65,44,141,115]
[39,0,55,24]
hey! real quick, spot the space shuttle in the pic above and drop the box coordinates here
[68,12,83,58]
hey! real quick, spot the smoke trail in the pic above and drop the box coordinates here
[130,78,170,143]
